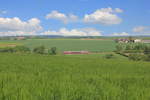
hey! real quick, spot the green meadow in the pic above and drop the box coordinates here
[0,53,150,100]
[0,39,150,100]
[0,39,116,52]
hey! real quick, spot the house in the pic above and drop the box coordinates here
[134,39,142,43]
[115,39,131,43]
[63,51,89,55]
[142,40,150,43]
[115,38,142,43]
[16,37,25,40]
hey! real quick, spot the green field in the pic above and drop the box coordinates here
[0,39,116,52]
[0,53,150,100]
[0,39,150,99]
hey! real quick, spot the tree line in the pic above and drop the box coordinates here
[115,43,150,61]
[0,46,57,55]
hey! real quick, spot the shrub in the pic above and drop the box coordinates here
[125,44,134,50]
[33,46,45,54]
[116,44,124,52]
[48,47,57,55]
[0,46,31,53]
[143,54,150,61]
[143,46,150,55]
[13,46,30,53]
[128,54,146,61]
[123,50,144,53]
[104,54,114,59]
[0,47,14,53]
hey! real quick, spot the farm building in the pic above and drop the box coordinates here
[63,51,89,55]
[16,37,25,40]
[115,38,142,43]
[115,39,131,43]
[142,40,150,43]
[134,39,142,43]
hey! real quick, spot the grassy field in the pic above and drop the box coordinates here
[0,39,116,52]
[0,53,150,100]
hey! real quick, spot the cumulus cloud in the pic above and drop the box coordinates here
[46,11,78,24]
[133,26,147,33]
[0,31,36,37]
[83,7,123,25]
[112,32,129,36]
[43,28,102,36]
[0,10,7,14]
[114,8,123,13]
[0,17,42,36]
[132,26,150,35]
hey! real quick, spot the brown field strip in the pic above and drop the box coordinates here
[0,43,22,48]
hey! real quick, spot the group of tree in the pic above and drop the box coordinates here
[104,54,115,59]
[0,45,57,55]
[116,43,150,53]
[115,43,150,61]
[0,46,30,53]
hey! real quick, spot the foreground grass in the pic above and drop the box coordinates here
[0,53,150,100]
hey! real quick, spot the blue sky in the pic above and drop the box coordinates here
[0,0,150,36]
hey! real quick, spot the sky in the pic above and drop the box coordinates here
[0,0,150,36]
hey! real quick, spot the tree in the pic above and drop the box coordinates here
[0,47,14,53]
[125,44,132,50]
[14,46,30,53]
[128,36,134,43]
[144,46,150,55]
[116,44,123,52]
[104,54,114,59]
[48,47,57,55]
[33,46,45,54]
[128,54,145,61]
[145,54,150,61]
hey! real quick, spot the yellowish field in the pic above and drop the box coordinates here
[0,43,22,48]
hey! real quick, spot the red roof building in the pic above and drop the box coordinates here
[63,51,89,55]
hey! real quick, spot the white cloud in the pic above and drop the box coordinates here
[83,7,122,25]
[0,10,7,14]
[133,26,147,33]
[0,17,42,36]
[112,32,129,36]
[45,8,123,25]
[0,31,36,36]
[132,26,150,35]
[43,28,102,36]
[114,8,123,13]
[46,11,78,24]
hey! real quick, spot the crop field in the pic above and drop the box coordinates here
[0,43,22,48]
[0,53,150,100]
[0,39,116,52]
